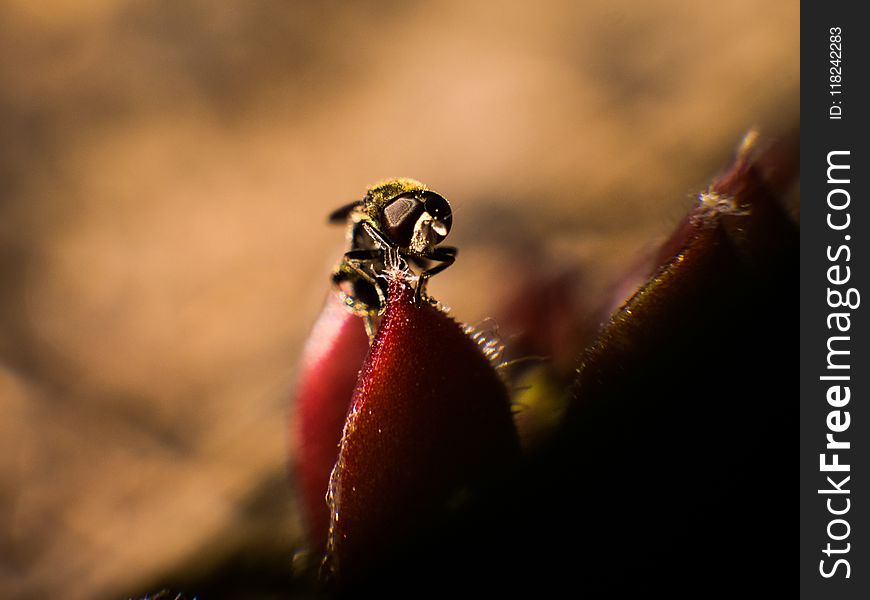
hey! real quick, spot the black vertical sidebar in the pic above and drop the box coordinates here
[800,3,869,599]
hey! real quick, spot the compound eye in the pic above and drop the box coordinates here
[382,193,426,248]
[423,192,452,241]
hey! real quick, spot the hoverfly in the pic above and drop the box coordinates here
[329,178,457,336]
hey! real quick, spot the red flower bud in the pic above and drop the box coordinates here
[325,276,521,583]
[292,294,370,550]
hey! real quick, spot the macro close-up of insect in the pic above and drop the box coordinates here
[0,2,801,599]
[328,178,456,336]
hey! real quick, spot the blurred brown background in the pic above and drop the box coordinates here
[0,1,797,598]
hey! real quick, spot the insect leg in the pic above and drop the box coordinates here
[344,248,384,262]
[414,247,456,304]
[360,222,393,250]
[343,249,388,305]
[333,249,389,318]
[342,256,386,342]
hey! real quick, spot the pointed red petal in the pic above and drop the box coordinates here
[326,277,521,581]
[292,294,370,549]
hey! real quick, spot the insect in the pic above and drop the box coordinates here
[329,178,457,335]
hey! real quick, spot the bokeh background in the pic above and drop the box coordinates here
[0,1,798,598]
